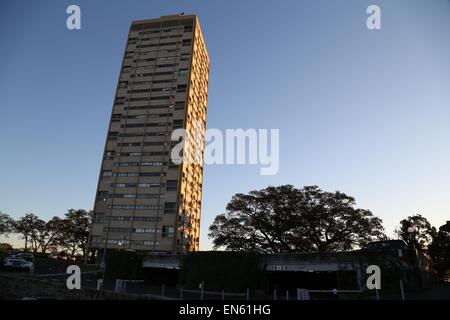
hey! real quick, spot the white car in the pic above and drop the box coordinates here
[9,252,34,261]
[3,257,34,270]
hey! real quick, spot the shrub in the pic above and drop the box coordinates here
[179,251,260,291]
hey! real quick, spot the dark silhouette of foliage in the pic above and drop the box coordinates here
[395,214,433,251]
[9,209,91,255]
[14,213,42,252]
[59,209,92,256]
[0,211,14,235]
[428,222,450,279]
[37,216,65,253]
[209,185,385,253]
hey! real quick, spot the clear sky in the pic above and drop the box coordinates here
[1,0,449,250]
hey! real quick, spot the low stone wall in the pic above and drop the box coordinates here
[0,273,152,300]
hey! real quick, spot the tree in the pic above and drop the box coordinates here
[59,209,91,256]
[30,219,46,253]
[0,211,14,235]
[14,213,43,252]
[428,222,450,279]
[208,185,385,253]
[0,243,13,251]
[36,216,65,253]
[395,214,433,251]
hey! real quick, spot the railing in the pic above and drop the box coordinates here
[182,287,248,300]
[35,270,102,278]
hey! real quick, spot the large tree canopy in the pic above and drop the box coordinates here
[428,222,450,278]
[37,216,65,253]
[0,211,14,235]
[7,209,91,255]
[59,209,91,256]
[395,214,433,251]
[14,213,42,252]
[208,185,385,253]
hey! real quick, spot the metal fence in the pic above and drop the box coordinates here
[112,280,369,300]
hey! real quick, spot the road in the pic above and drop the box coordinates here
[409,283,450,300]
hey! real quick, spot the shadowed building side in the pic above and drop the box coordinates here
[87,14,210,259]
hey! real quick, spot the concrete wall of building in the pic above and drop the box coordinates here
[141,250,438,292]
[88,14,209,255]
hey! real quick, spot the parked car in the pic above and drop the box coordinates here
[363,240,408,251]
[51,251,72,261]
[56,253,79,261]
[3,257,34,271]
[68,255,79,262]
[44,251,81,262]
[48,252,58,260]
[8,252,34,262]
[4,256,28,264]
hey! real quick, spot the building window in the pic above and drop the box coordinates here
[177,85,187,92]
[169,160,179,169]
[94,214,104,223]
[111,114,122,122]
[110,193,163,199]
[133,216,162,222]
[111,183,127,188]
[162,226,175,238]
[178,68,188,76]
[104,227,131,233]
[138,183,165,188]
[164,202,176,214]
[173,119,183,129]
[175,101,185,110]
[108,131,118,140]
[115,97,125,104]
[114,162,166,167]
[134,228,158,234]
[108,204,163,210]
[111,216,132,222]
[112,172,165,177]
[143,240,160,246]
[105,151,115,160]
[166,180,178,191]
[102,170,112,177]
[97,191,108,202]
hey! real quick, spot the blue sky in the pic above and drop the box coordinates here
[1,0,449,249]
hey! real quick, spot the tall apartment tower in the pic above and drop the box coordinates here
[87,14,209,257]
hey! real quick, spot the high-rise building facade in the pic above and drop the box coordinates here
[87,14,209,256]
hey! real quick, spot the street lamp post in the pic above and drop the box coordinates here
[407,226,423,289]
[98,248,107,296]
[99,235,127,295]
[407,226,415,246]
